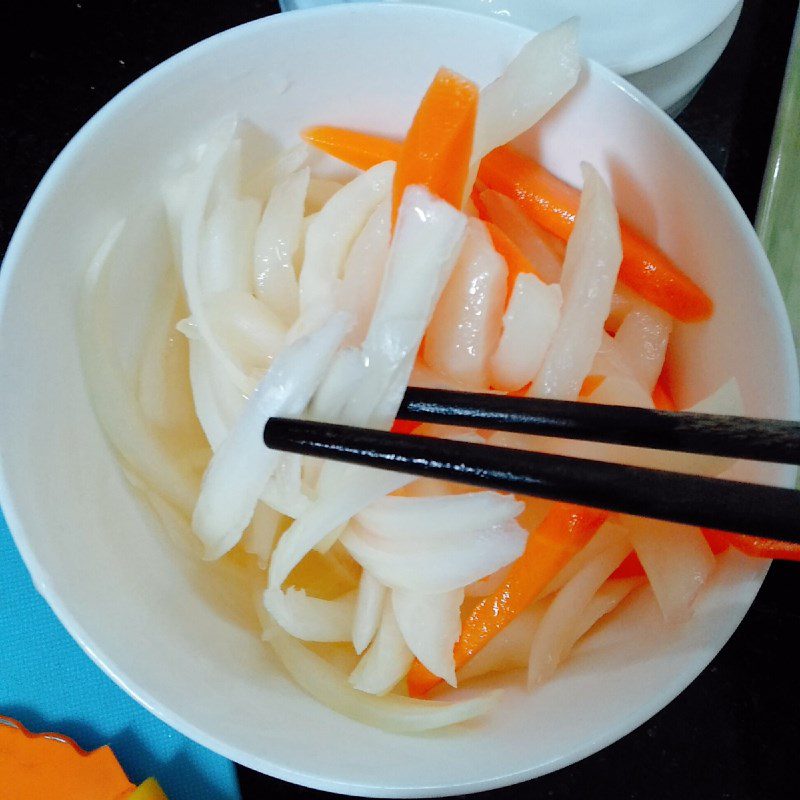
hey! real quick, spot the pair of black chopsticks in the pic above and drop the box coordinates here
[263,387,800,543]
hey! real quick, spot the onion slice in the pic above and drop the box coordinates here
[264,626,501,733]
[490,273,562,392]
[423,219,507,390]
[531,163,623,400]
[528,536,631,686]
[627,516,715,623]
[297,160,394,324]
[349,603,413,695]
[352,570,387,655]
[253,166,309,324]
[268,466,415,590]
[342,520,527,593]
[392,587,464,686]
[263,587,356,643]
[472,18,580,163]
[192,310,352,560]
[357,491,523,541]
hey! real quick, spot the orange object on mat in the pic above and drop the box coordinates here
[0,715,135,800]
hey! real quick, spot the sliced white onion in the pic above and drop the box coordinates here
[472,18,580,162]
[408,361,467,391]
[613,302,673,393]
[308,347,368,424]
[605,282,639,333]
[177,123,251,392]
[187,338,245,451]
[253,166,309,324]
[531,164,623,400]
[199,196,260,296]
[423,218,507,390]
[462,576,641,685]
[342,520,527,593]
[587,333,655,409]
[476,190,564,284]
[136,269,191,433]
[263,587,356,642]
[241,502,283,568]
[260,452,310,519]
[298,160,394,322]
[305,178,345,214]
[339,185,468,429]
[352,570,387,655]
[392,588,464,686]
[268,465,415,590]
[627,516,715,623]
[246,142,309,204]
[79,222,199,518]
[568,576,644,645]
[206,291,286,373]
[357,491,523,541]
[264,626,500,732]
[192,311,352,560]
[689,376,743,416]
[542,519,631,596]
[349,603,413,695]
[338,198,392,347]
[528,536,631,686]
[490,273,562,391]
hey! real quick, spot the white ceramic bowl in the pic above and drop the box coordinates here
[0,5,797,796]
[280,0,744,115]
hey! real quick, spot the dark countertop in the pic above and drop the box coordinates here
[2,2,798,798]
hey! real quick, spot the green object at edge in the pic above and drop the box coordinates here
[756,13,800,360]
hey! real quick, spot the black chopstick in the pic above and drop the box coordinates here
[264,417,800,542]
[397,387,800,465]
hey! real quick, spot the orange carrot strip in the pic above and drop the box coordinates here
[392,68,478,226]
[652,376,676,411]
[609,551,646,580]
[703,528,800,561]
[301,126,401,171]
[301,128,712,320]
[579,374,606,398]
[483,220,542,297]
[390,418,421,435]
[478,146,714,322]
[406,503,608,697]
[701,528,732,555]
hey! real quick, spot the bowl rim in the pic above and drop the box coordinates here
[1,4,798,796]
[295,0,744,76]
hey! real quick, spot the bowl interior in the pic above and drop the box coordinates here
[0,5,797,797]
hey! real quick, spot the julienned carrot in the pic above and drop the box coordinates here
[406,503,608,697]
[579,374,606,398]
[301,126,401,171]
[390,418,421,435]
[392,68,478,226]
[478,146,714,323]
[483,220,542,296]
[652,377,676,411]
[703,529,800,561]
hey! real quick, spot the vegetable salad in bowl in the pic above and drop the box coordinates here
[78,18,797,736]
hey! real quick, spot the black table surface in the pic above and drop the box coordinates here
[2,2,799,798]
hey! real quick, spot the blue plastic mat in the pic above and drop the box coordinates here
[0,510,241,799]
